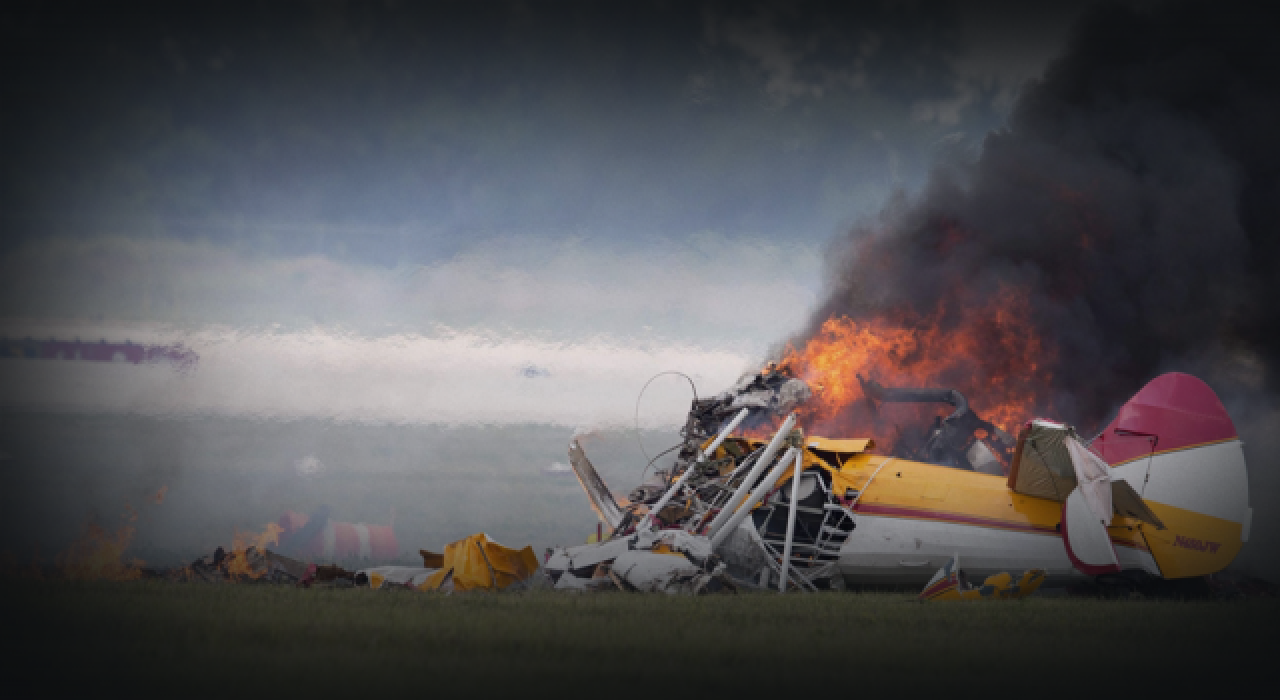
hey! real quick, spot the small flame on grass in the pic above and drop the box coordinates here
[56,524,144,581]
[224,523,284,579]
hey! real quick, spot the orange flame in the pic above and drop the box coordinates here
[56,523,144,581]
[223,523,283,579]
[781,284,1055,441]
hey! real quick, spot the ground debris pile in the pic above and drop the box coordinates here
[158,546,328,585]
[545,528,734,594]
[353,533,539,593]
[556,367,856,593]
[169,545,267,583]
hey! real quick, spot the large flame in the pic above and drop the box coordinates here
[780,284,1055,441]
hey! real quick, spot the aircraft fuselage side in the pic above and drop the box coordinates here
[821,454,1160,585]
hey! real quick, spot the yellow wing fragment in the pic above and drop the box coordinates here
[919,554,1046,601]
[419,533,539,592]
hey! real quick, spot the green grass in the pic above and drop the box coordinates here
[4,581,1277,694]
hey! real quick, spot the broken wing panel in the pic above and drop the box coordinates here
[419,533,539,592]
[612,550,701,594]
[357,565,438,589]
[482,538,541,588]
[568,439,624,528]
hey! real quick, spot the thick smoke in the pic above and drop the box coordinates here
[803,1,1279,432]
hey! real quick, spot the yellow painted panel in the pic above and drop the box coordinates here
[849,458,1049,529]
[921,483,951,501]
[806,437,874,454]
[418,533,539,592]
[1141,501,1242,579]
[806,453,1160,560]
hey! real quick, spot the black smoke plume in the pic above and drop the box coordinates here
[801,1,1279,432]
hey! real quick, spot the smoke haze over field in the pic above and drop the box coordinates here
[1,1,1276,577]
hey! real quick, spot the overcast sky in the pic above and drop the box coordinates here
[0,0,1093,427]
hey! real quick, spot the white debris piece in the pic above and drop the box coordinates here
[355,565,438,589]
[543,529,733,594]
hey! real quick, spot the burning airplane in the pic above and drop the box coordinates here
[551,366,1251,594]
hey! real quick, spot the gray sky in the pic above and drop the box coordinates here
[2,1,1081,253]
[0,0,1096,425]
[1,1,1086,361]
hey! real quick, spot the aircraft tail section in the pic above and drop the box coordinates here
[1092,373,1251,578]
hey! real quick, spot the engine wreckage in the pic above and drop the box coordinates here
[550,369,876,593]
[549,368,1254,596]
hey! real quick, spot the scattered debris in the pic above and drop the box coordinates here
[418,533,539,592]
[265,550,309,584]
[355,533,539,592]
[419,549,444,568]
[172,545,271,583]
[557,367,854,593]
[918,555,1046,601]
[303,563,358,588]
[30,365,1265,601]
[354,566,437,590]
[546,528,734,594]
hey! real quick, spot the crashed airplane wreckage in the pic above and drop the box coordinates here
[551,369,1253,594]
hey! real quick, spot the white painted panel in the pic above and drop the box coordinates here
[1063,488,1119,572]
[1109,459,1149,493]
[841,515,1079,585]
[1142,441,1248,523]
[839,515,1159,585]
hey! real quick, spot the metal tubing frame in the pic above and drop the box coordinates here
[639,408,750,532]
[704,413,796,540]
[778,447,804,593]
[709,445,799,549]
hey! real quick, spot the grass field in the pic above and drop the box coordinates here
[5,581,1278,694]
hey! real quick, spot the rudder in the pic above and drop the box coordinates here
[1092,373,1251,578]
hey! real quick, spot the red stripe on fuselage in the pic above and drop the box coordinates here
[853,502,1148,551]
